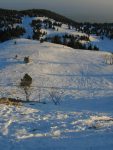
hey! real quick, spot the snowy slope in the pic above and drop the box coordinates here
[21,16,86,38]
[0,39,113,150]
[90,35,113,52]
[20,16,113,52]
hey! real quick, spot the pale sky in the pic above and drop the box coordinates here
[0,0,113,22]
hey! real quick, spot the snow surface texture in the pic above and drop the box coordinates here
[0,39,113,150]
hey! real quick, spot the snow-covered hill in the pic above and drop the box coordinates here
[20,16,113,52]
[1,12,113,52]
[0,39,113,150]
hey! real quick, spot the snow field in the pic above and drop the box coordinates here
[0,39,113,149]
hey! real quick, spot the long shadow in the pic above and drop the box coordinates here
[45,73,113,78]
[0,58,23,70]
[38,59,75,65]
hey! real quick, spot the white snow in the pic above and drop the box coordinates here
[0,38,113,149]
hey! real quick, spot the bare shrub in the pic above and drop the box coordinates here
[0,98,22,106]
[15,54,18,59]
[103,54,113,65]
[24,56,30,63]
[49,87,64,105]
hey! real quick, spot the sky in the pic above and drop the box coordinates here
[0,0,113,22]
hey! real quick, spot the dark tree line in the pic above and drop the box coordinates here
[74,22,113,39]
[31,19,61,31]
[0,26,25,42]
[20,9,77,25]
[45,35,99,51]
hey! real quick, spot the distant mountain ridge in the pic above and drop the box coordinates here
[0,8,77,25]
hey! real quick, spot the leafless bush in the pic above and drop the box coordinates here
[49,87,64,105]
[103,54,113,65]
[0,97,22,106]
[24,56,30,63]
[37,88,41,102]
